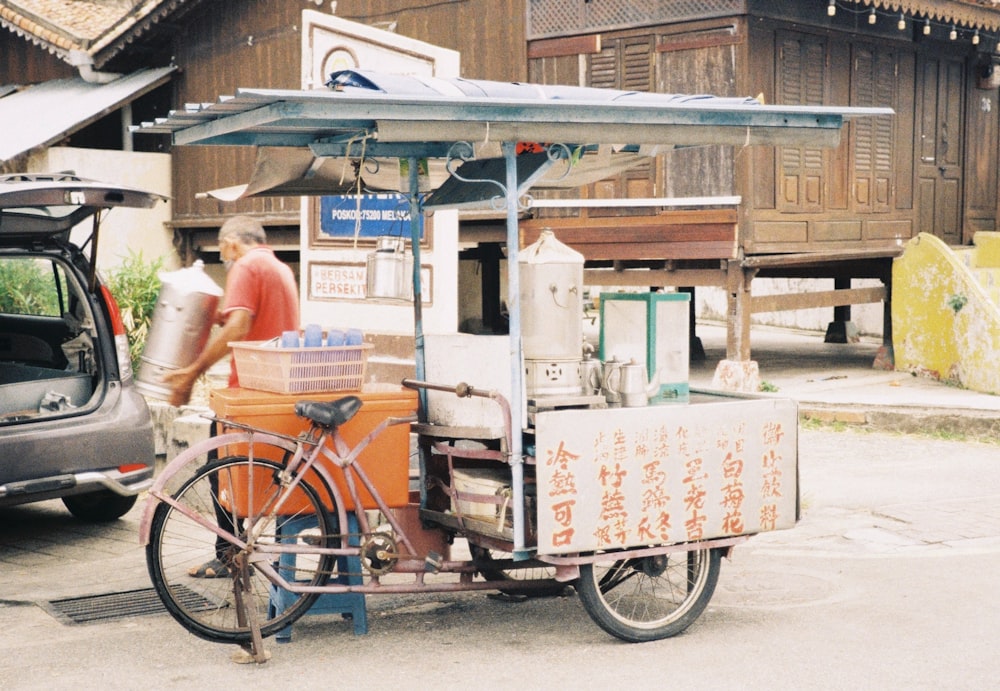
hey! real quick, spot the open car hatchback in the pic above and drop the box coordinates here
[0,172,167,521]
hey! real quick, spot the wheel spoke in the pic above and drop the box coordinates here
[147,455,337,644]
[577,548,722,642]
[470,545,566,597]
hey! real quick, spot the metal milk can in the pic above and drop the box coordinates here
[519,229,584,361]
[519,229,586,396]
[136,260,223,400]
[366,236,413,301]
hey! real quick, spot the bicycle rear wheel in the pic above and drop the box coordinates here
[146,455,338,644]
[577,547,721,642]
[469,544,567,597]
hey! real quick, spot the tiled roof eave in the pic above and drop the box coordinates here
[0,6,81,57]
[0,1,204,69]
[859,0,1000,31]
[89,0,198,68]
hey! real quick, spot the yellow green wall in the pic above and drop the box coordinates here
[892,232,1000,395]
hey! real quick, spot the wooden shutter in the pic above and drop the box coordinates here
[852,46,896,213]
[586,36,656,212]
[776,34,826,212]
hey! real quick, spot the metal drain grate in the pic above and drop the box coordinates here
[42,586,219,625]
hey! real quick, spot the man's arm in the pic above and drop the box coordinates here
[162,308,252,406]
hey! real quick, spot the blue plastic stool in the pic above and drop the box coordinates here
[270,512,367,641]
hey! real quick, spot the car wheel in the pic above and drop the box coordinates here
[62,491,137,522]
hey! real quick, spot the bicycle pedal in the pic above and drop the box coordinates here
[424,550,442,573]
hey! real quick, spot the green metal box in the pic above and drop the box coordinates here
[598,291,690,402]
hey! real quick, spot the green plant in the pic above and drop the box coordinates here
[106,251,164,370]
[947,293,968,313]
[759,380,779,392]
[0,257,61,315]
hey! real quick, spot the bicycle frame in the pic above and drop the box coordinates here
[142,384,758,658]
[139,402,561,597]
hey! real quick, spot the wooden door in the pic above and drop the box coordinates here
[915,56,965,245]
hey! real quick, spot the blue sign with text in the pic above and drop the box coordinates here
[318,194,422,241]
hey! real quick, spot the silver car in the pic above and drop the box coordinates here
[0,173,166,521]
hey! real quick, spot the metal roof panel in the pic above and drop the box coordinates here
[136,72,891,153]
[0,66,176,163]
[133,71,892,204]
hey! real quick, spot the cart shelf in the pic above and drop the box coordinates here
[419,508,515,542]
[412,422,506,441]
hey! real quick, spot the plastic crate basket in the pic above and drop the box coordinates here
[230,341,372,394]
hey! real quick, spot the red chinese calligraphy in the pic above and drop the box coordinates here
[552,528,575,546]
[551,499,575,527]
[545,440,579,498]
[550,499,577,547]
[720,449,745,535]
[762,421,784,446]
[598,462,627,488]
[758,420,785,531]
[682,451,707,540]
[596,447,629,547]
[759,503,778,531]
[685,511,707,539]
[545,441,581,549]
[652,424,671,462]
[760,448,783,499]
[612,427,628,465]
[639,459,670,541]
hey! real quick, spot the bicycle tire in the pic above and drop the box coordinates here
[469,544,567,597]
[576,547,721,642]
[147,455,338,644]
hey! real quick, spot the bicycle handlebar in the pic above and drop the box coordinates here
[401,378,514,443]
[402,378,496,399]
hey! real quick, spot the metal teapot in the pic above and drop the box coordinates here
[580,342,602,395]
[600,357,624,406]
[604,359,660,408]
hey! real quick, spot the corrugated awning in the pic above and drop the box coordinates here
[136,69,891,208]
[0,66,176,163]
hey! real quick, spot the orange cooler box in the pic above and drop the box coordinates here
[209,386,417,512]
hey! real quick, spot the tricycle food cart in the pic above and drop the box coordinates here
[136,70,885,661]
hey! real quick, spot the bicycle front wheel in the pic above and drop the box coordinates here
[146,456,337,644]
[577,548,721,642]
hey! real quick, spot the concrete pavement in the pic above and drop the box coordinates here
[690,321,1000,438]
[2,323,999,688]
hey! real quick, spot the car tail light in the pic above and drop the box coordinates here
[118,463,147,474]
[100,284,134,381]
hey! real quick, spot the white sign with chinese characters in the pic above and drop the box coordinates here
[534,396,798,556]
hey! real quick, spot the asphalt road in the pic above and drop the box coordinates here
[2,426,999,690]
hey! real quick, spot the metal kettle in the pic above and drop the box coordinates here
[601,357,624,406]
[604,359,660,407]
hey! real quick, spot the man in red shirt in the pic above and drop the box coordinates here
[164,215,298,404]
[163,215,298,578]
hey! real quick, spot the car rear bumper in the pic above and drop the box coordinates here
[0,465,154,506]
[0,384,156,507]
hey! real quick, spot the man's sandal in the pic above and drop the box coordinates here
[187,558,231,578]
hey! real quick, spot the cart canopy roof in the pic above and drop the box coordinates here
[136,69,892,207]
